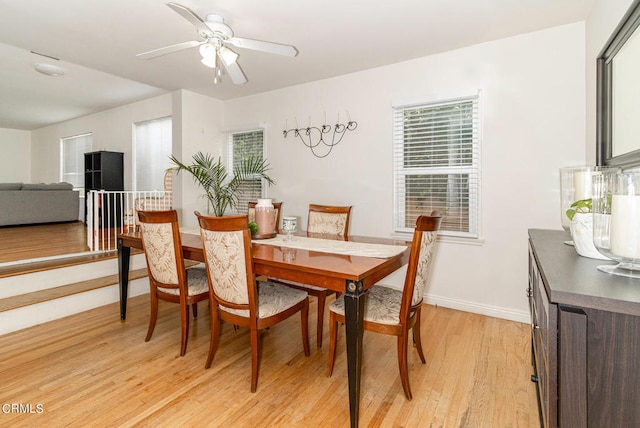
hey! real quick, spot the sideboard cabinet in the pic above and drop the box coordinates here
[528,229,640,427]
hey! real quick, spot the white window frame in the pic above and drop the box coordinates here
[226,127,266,214]
[60,132,93,192]
[393,93,481,240]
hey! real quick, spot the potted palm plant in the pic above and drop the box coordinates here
[169,151,275,217]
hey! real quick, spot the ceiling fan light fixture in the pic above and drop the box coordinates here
[34,63,65,77]
[199,43,215,59]
[200,55,217,68]
[218,46,238,65]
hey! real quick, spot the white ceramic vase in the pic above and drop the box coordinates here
[255,198,275,235]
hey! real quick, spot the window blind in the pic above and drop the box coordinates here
[134,117,172,191]
[393,95,480,238]
[61,133,93,190]
[227,129,265,214]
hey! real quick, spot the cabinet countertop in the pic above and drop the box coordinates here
[528,229,640,316]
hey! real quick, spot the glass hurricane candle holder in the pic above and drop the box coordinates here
[560,166,594,233]
[560,166,620,245]
[282,216,297,242]
[592,172,640,278]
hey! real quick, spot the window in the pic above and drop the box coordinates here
[61,133,93,191]
[227,128,265,214]
[393,95,480,238]
[134,117,172,191]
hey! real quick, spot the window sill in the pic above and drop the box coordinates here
[390,232,485,246]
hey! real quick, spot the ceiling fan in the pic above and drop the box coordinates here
[137,2,298,85]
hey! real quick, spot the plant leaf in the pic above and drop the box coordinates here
[170,152,275,216]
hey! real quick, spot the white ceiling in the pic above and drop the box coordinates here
[0,0,595,131]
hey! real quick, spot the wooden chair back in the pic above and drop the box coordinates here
[307,204,352,236]
[137,209,187,296]
[399,211,442,324]
[196,214,257,318]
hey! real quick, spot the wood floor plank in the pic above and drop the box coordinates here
[0,297,538,427]
[0,222,90,263]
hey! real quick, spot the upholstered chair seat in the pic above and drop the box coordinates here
[329,285,404,325]
[220,281,308,318]
[157,267,209,296]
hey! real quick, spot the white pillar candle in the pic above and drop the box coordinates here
[610,195,640,259]
[573,169,591,201]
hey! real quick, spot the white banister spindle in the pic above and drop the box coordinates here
[86,190,172,252]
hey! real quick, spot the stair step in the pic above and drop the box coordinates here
[0,267,149,313]
[0,250,143,279]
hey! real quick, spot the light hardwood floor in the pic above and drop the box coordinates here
[0,295,539,427]
[0,222,89,263]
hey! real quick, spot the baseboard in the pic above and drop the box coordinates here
[424,294,530,324]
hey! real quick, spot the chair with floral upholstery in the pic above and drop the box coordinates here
[196,213,310,392]
[326,211,442,400]
[137,209,209,356]
[306,204,351,237]
[135,169,173,211]
[275,204,352,348]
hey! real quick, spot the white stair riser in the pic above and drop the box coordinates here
[0,277,150,336]
[0,254,147,299]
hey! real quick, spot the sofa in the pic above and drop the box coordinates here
[0,182,80,226]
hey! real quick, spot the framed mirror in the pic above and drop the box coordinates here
[597,0,640,169]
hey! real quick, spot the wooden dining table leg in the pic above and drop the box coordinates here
[117,237,131,321]
[343,279,366,428]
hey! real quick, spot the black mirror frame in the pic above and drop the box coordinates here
[597,0,640,168]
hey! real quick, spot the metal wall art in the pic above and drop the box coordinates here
[283,113,357,158]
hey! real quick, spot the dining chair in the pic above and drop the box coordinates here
[326,211,442,400]
[134,169,173,211]
[247,201,283,233]
[137,209,209,356]
[275,204,352,348]
[196,213,311,392]
[306,203,352,236]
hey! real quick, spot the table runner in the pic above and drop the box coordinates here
[254,234,406,258]
[180,228,406,258]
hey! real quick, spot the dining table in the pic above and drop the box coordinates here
[117,229,410,428]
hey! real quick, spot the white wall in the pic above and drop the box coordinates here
[223,23,587,322]
[0,128,31,182]
[585,0,635,164]
[172,90,225,226]
[30,93,173,187]
[27,90,224,226]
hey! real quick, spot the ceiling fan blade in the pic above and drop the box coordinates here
[221,60,247,85]
[166,2,213,38]
[226,37,298,57]
[136,40,202,59]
